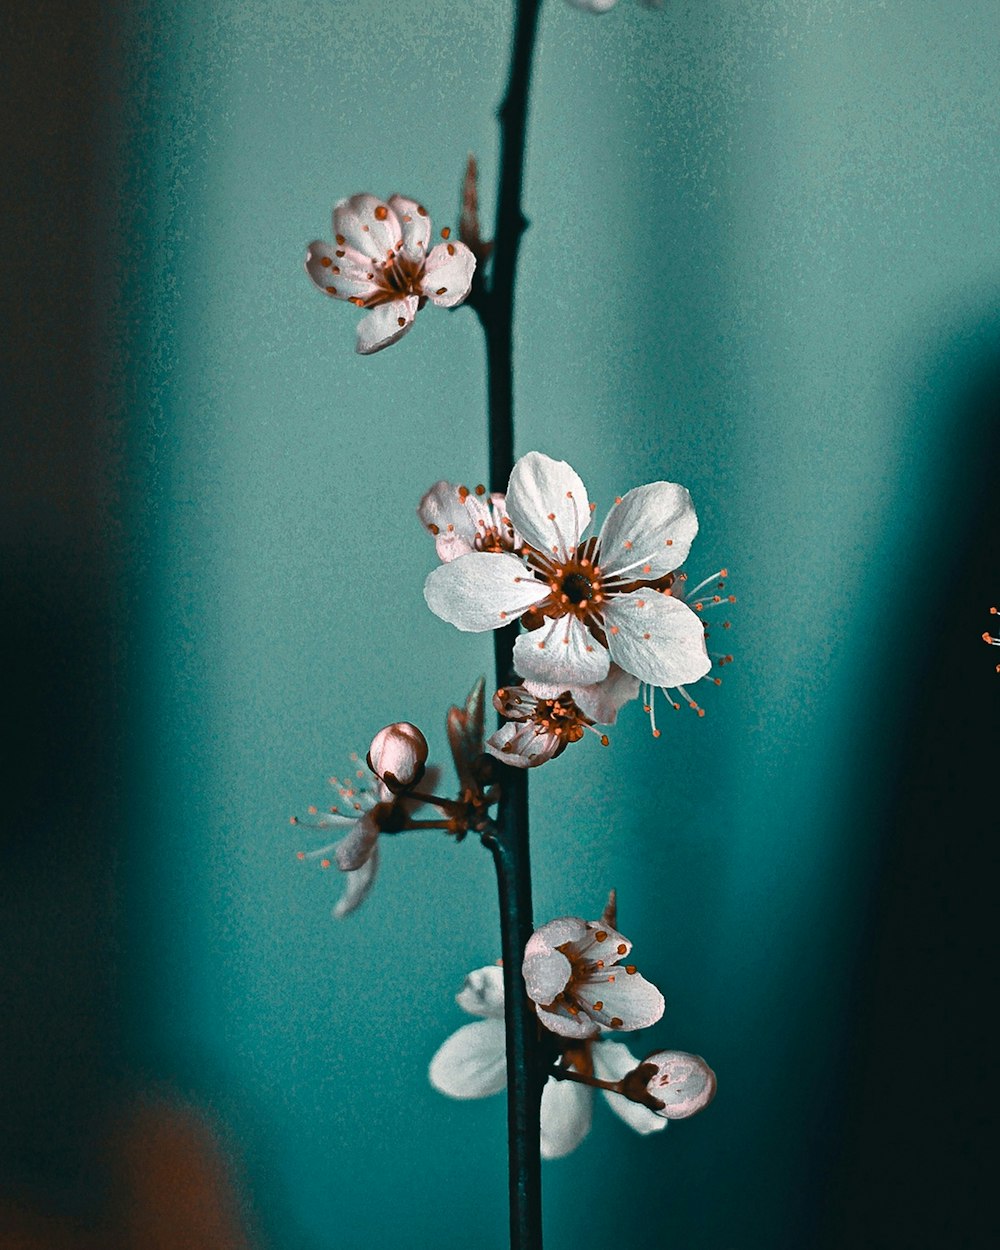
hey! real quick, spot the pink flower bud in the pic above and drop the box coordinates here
[640,1050,717,1119]
[367,722,428,789]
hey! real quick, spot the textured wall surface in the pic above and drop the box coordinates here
[6,2,999,1247]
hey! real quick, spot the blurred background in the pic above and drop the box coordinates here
[3,1,998,1246]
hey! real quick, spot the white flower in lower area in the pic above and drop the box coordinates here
[522,916,665,1039]
[429,966,665,1159]
[424,451,711,693]
[418,481,520,563]
[485,666,639,768]
[306,194,475,354]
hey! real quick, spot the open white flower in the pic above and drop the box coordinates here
[522,916,665,1039]
[418,481,520,564]
[485,665,639,768]
[429,965,666,1159]
[424,452,711,693]
[306,194,475,355]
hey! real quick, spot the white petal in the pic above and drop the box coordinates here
[355,297,419,355]
[522,948,573,1007]
[525,916,589,959]
[422,242,476,307]
[387,194,432,261]
[593,1041,668,1136]
[604,592,710,688]
[424,553,547,633]
[642,1051,717,1119]
[455,965,505,1019]
[565,665,641,725]
[417,480,486,563]
[598,481,698,581]
[429,1018,507,1099]
[333,193,401,260]
[566,0,619,11]
[577,966,665,1033]
[512,616,611,686]
[485,720,562,769]
[565,921,631,967]
[505,452,591,562]
[333,809,381,872]
[368,722,427,788]
[540,1077,593,1159]
[534,1002,601,1040]
[333,844,380,919]
[305,240,381,301]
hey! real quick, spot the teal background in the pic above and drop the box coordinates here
[4,1,999,1247]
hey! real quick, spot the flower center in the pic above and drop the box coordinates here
[560,572,593,604]
[361,250,425,307]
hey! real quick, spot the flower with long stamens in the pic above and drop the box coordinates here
[983,607,1000,672]
[292,723,427,918]
[418,481,520,564]
[306,194,475,355]
[522,915,665,1039]
[486,665,639,768]
[423,451,711,693]
[429,965,666,1159]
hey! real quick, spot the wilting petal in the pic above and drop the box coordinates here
[333,844,380,919]
[333,193,401,260]
[388,194,432,260]
[576,966,665,1032]
[592,1041,667,1136]
[505,452,591,562]
[333,808,381,871]
[642,1050,717,1119]
[564,665,640,724]
[422,242,476,307]
[429,1017,507,1099]
[598,481,698,580]
[305,240,380,301]
[604,591,710,688]
[540,1076,593,1159]
[355,296,419,355]
[455,964,505,1019]
[485,719,561,769]
[424,552,548,632]
[512,616,611,686]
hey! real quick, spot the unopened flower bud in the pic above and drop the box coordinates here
[367,722,428,790]
[635,1050,717,1120]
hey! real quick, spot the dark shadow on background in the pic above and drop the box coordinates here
[812,314,1000,1249]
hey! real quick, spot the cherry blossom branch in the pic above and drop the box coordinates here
[470,2,545,1248]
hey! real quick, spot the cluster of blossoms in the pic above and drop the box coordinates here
[420,451,733,767]
[430,896,715,1157]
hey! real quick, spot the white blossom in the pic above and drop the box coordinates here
[418,481,519,563]
[306,194,475,354]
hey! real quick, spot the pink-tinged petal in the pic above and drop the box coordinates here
[333,193,401,260]
[333,844,379,919]
[429,1017,507,1099]
[424,552,548,632]
[512,616,611,687]
[417,480,482,562]
[522,948,573,1007]
[355,296,419,356]
[493,685,539,723]
[598,481,698,580]
[333,808,381,871]
[485,719,561,769]
[604,592,710,688]
[506,452,591,562]
[534,1001,602,1040]
[368,722,428,788]
[577,966,665,1032]
[455,964,505,1019]
[642,1050,717,1119]
[592,1041,668,1136]
[422,241,476,307]
[566,665,641,725]
[540,1077,593,1159]
[387,194,432,260]
[305,240,380,301]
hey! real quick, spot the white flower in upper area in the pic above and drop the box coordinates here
[522,916,665,1040]
[292,722,426,918]
[636,1050,717,1120]
[485,665,639,768]
[429,965,666,1159]
[418,481,520,564]
[306,194,476,355]
[424,451,711,694]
